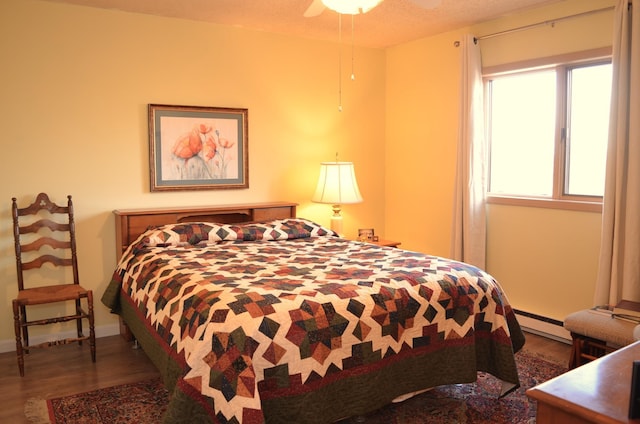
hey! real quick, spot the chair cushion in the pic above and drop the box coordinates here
[16,284,89,306]
[564,309,639,348]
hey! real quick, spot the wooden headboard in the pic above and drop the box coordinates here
[113,202,297,259]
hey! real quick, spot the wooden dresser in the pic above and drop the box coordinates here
[527,340,640,423]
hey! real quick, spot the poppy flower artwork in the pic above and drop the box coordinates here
[148,104,248,191]
[170,124,236,180]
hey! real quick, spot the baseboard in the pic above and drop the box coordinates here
[0,323,120,354]
[515,309,572,344]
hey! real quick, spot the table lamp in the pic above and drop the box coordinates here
[312,161,363,235]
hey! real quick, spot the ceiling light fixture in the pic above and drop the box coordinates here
[321,0,383,15]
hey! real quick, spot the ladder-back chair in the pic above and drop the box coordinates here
[11,192,96,376]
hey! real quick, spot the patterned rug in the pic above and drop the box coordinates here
[24,349,567,424]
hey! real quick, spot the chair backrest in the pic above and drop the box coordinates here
[12,193,79,291]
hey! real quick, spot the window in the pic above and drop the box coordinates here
[565,64,612,196]
[485,53,612,210]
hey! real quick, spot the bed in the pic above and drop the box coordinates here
[102,202,525,424]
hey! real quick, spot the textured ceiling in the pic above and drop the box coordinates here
[42,0,564,48]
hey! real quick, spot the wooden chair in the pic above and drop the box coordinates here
[11,193,96,376]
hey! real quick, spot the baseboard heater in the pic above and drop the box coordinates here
[514,309,571,344]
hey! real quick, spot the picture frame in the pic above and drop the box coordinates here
[358,228,375,241]
[148,104,248,191]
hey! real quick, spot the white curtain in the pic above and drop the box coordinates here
[595,0,640,306]
[451,34,487,269]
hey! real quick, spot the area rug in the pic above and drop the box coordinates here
[25,350,566,424]
[337,349,567,424]
[24,379,169,424]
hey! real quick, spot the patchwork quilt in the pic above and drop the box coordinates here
[103,219,524,424]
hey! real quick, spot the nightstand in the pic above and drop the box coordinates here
[368,239,401,248]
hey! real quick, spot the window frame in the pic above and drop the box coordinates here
[483,47,612,213]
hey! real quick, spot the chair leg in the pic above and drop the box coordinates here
[19,304,29,354]
[569,335,579,369]
[12,300,25,377]
[75,298,84,346]
[87,290,96,363]
[575,336,584,368]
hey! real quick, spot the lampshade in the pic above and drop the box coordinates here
[321,0,383,15]
[313,162,363,204]
[312,161,363,235]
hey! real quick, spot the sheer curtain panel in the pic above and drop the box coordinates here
[451,34,487,269]
[595,0,640,305]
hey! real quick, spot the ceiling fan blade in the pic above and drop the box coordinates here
[408,0,442,9]
[304,0,326,17]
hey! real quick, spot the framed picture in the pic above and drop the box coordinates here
[148,104,248,191]
[358,228,375,241]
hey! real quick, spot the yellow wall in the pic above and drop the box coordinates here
[0,0,386,344]
[487,205,603,318]
[0,0,618,347]
[385,0,615,323]
[385,30,463,256]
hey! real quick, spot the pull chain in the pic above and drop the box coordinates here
[338,14,343,112]
[337,13,357,111]
[351,14,355,81]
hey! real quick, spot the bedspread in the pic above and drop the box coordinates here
[103,219,524,424]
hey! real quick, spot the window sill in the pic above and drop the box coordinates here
[487,195,602,213]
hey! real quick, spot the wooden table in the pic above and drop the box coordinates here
[527,341,640,423]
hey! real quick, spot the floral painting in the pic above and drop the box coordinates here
[149,104,248,191]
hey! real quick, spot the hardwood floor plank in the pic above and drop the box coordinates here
[0,332,571,423]
[522,332,572,366]
[0,336,159,424]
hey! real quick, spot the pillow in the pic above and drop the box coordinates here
[141,222,217,247]
[139,218,336,248]
[269,218,338,238]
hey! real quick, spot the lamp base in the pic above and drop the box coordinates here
[330,215,343,235]
[330,204,343,235]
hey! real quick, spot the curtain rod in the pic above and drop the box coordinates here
[476,6,615,41]
[453,5,618,46]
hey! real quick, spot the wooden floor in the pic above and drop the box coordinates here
[0,336,160,424]
[0,331,571,424]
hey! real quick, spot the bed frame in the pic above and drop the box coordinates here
[113,201,297,259]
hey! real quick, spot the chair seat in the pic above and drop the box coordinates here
[16,284,89,306]
[564,309,638,347]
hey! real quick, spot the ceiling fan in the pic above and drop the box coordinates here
[304,0,442,17]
